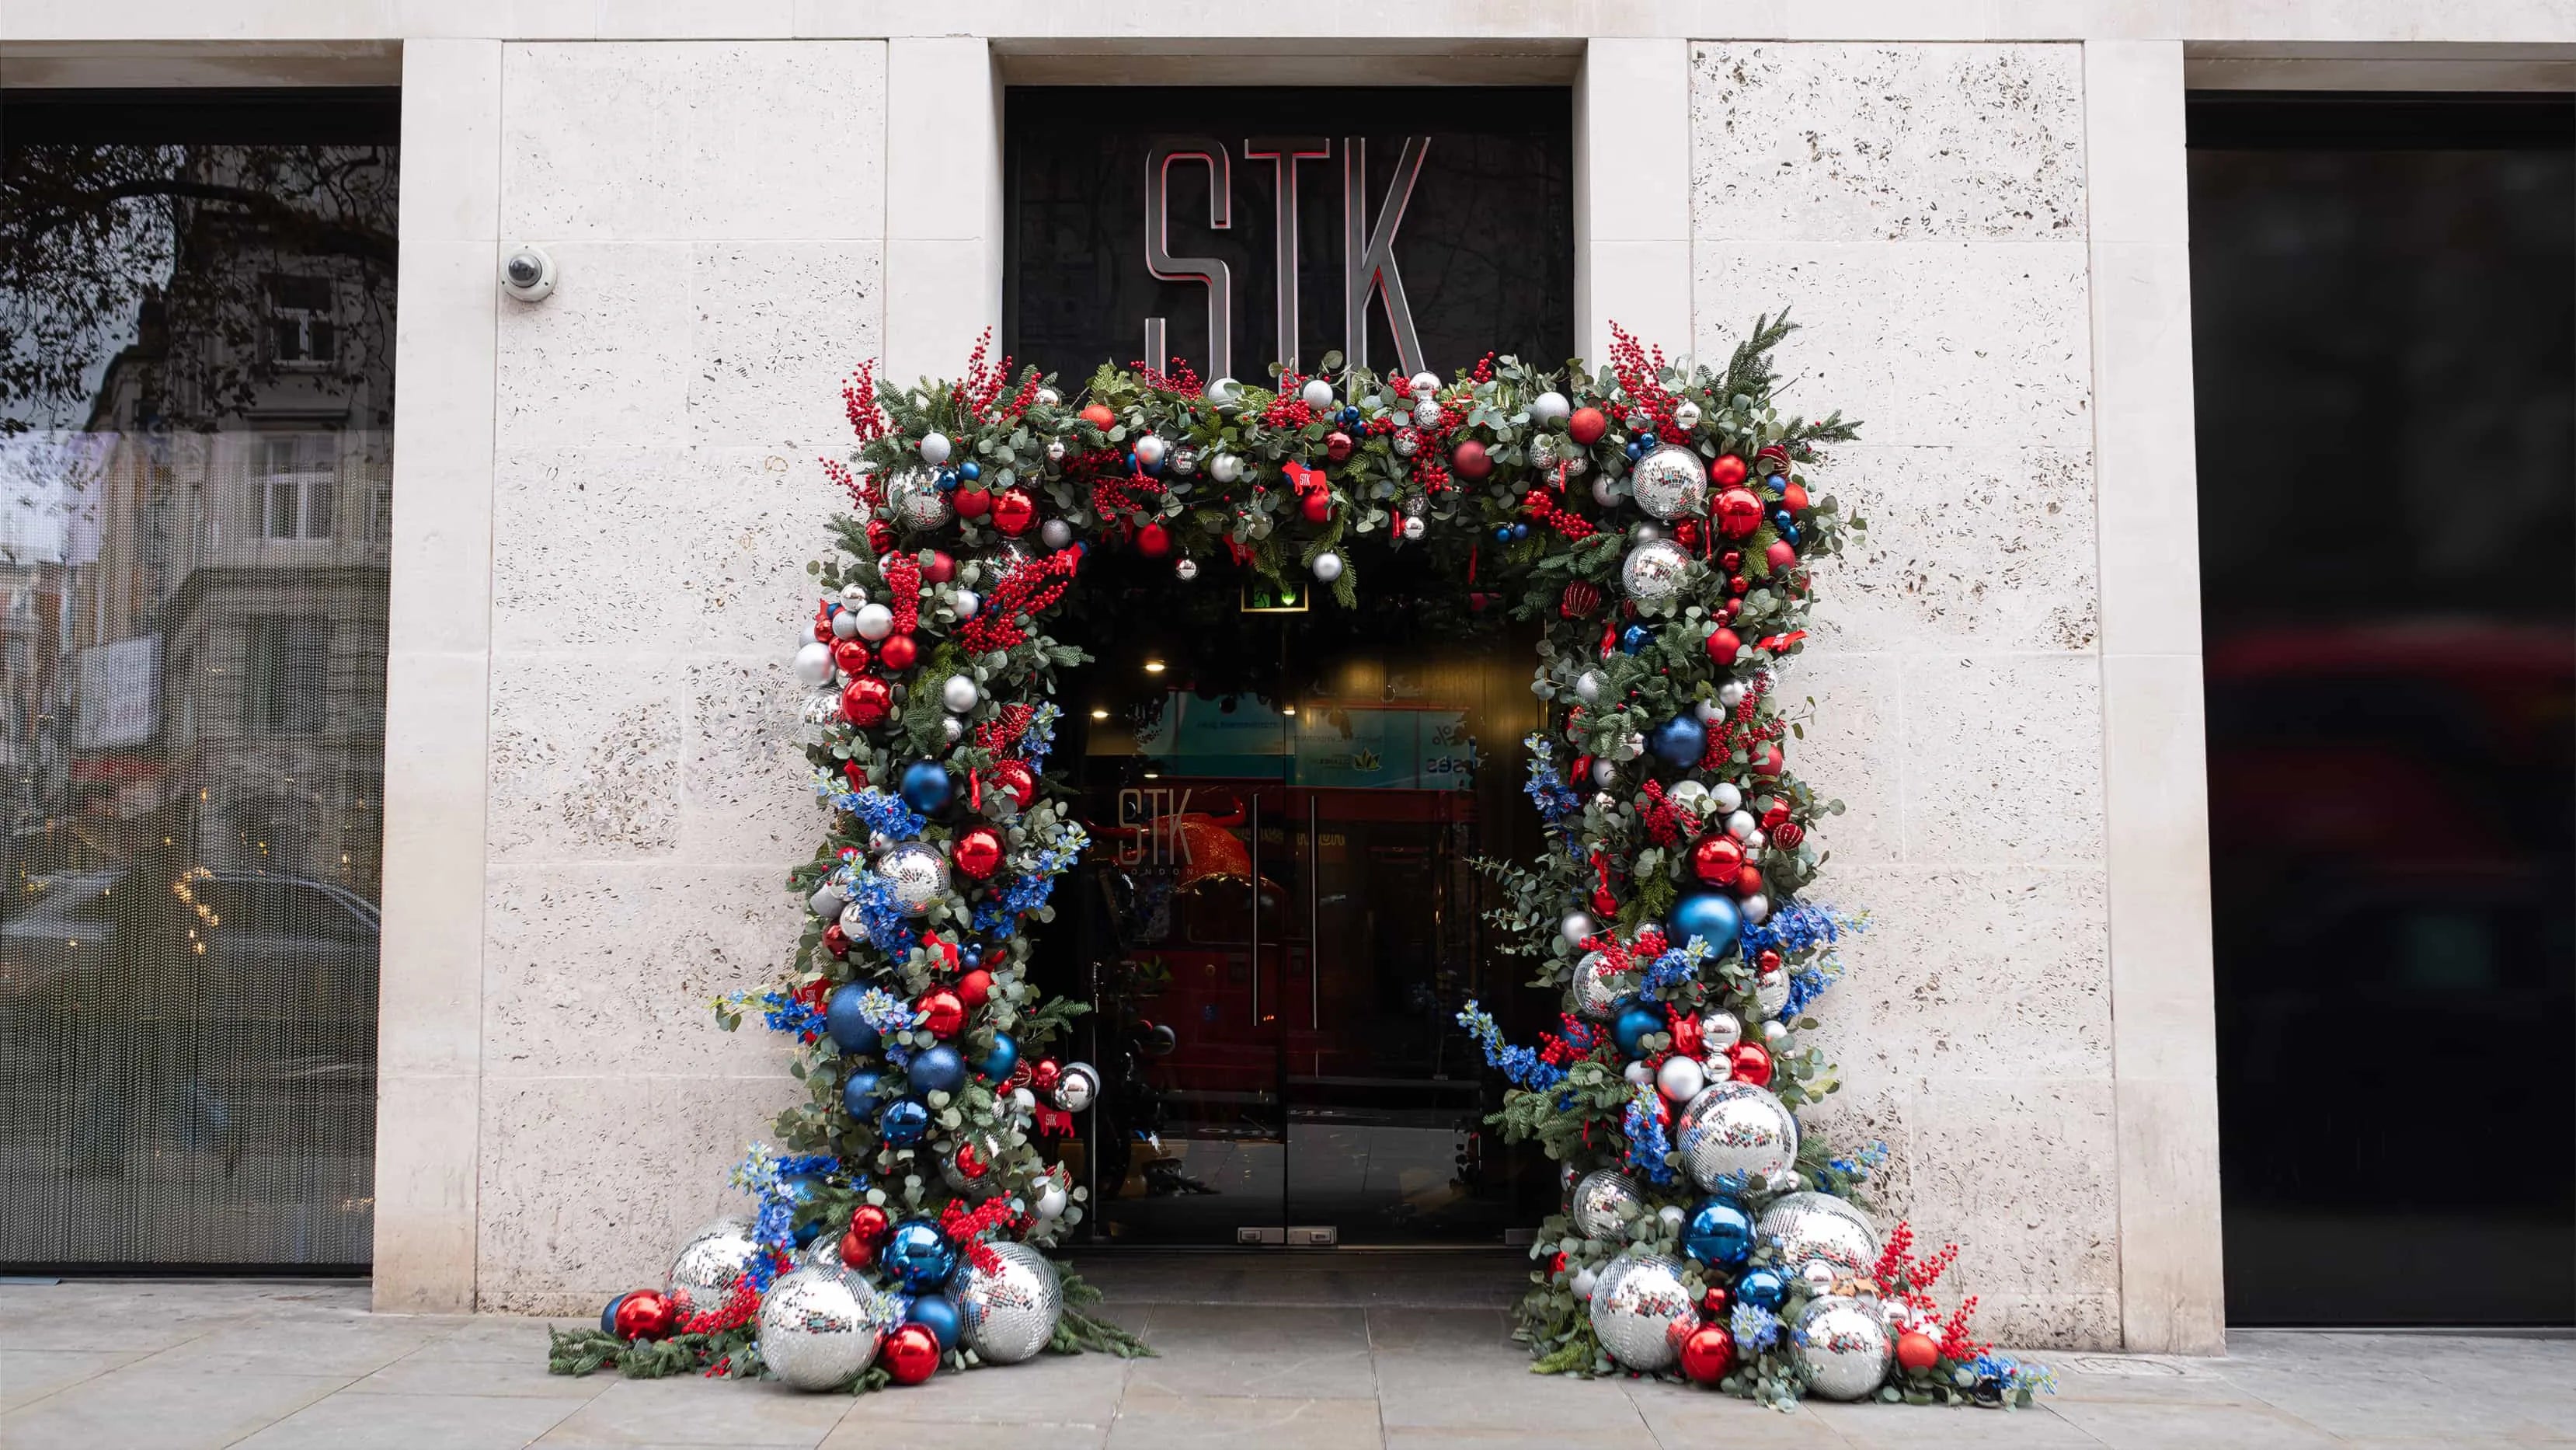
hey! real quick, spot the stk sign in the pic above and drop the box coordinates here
[1005,88,1572,387]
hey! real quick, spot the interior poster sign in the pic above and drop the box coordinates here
[1005,88,1573,388]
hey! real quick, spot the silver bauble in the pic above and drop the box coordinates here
[1592,474,1622,508]
[1569,1169,1643,1239]
[1413,399,1442,428]
[1656,1053,1707,1103]
[1312,552,1344,584]
[793,640,835,688]
[1034,385,1062,407]
[1742,894,1772,925]
[1759,1191,1882,1281]
[952,587,982,619]
[839,583,869,607]
[1756,968,1791,1019]
[837,899,869,938]
[1300,378,1335,410]
[1621,537,1694,605]
[1673,1081,1800,1190]
[876,842,949,916]
[1410,371,1441,398]
[955,1241,1063,1365]
[1400,515,1426,541]
[1761,1019,1787,1046]
[1672,399,1703,430]
[1175,556,1201,580]
[1560,910,1596,947]
[1050,1061,1100,1112]
[1392,428,1421,457]
[1530,389,1572,424]
[941,716,966,743]
[1168,445,1198,476]
[1525,434,1556,469]
[1045,438,1067,464]
[1571,950,1624,1020]
[757,1264,900,1391]
[1792,1295,1894,1402]
[1701,1052,1735,1084]
[852,601,896,642]
[1207,451,1243,483]
[1727,810,1758,840]
[1587,1252,1694,1372]
[1623,1060,1655,1089]
[1563,452,1590,478]
[1575,669,1603,704]
[1040,518,1074,550]
[1132,434,1166,469]
[1700,1009,1744,1051]
[886,469,952,531]
[1631,521,1662,544]
[664,1216,762,1319]
[942,674,980,713]
[807,883,847,920]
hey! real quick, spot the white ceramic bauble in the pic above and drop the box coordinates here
[1034,385,1062,407]
[1207,451,1242,483]
[1710,781,1744,813]
[1742,894,1771,925]
[1591,757,1618,787]
[1726,810,1757,840]
[952,588,981,619]
[1206,376,1240,406]
[1530,389,1572,424]
[1033,1180,1067,1219]
[1761,1019,1788,1045]
[941,674,980,713]
[1658,1204,1687,1229]
[1575,670,1603,704]
[1591,475,1622,509]
[1039,518,1074,550]
[1718,681,1747,709]
[1300,378,1335,409]
[1571,1267,1599,1301]
[1657,1053,1706,1103]
[1012,1086,1037,1114]
[1312,552,1345,583]
[852,602,895,642]
[1624,1060,1655,1088]
[1561,910,1596,946]
[792,641,834,688]
[918,431,952,465]
[830,608,860,640]
[1132,434,1166,468]
[1745,828,1767,851]
[1694,698,1721,723]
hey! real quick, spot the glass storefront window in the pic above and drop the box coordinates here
[0,89,397,1269]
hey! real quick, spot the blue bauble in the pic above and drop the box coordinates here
[1613,1005,1666,1058]
[906,1293,961,1351]
[1669,892,1745,957]
[599,1292,628,1335]
[842,1069,886,1120]
[907,1045,966,1097]
[1735,1265,1789,1309]
[882,1219,957,1292]
[900,760,954,813]
[825,983,881,1055]
[959,461,980,482]
[1619,624,1652,654]
[1648,714,1707,769]
[978,1031,1019,1082]
[781,1173,828,1246]
[880,1099,931,1145]
[1683,1197,1756,1267]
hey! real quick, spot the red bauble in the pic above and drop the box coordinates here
[1136,522,1171,558]
[991,489,1037,536]
[924,550,956,584]
[1780,481,1810,514]
[613,1289,678,1341]
[1721,598,1744,620]
[1567,406,1607,444]
[843,759,869,786]
[917,989,965,1037]
[837,1228,875,1270]
[849,1204,892,1244]
[1079,403,1116,430]
[954,968,994,1009]
[1728,1041,1774,1087]
[1757,949,1784,974]
[1707,453,1749,487]
[1760,801,1793,830]
[1735,865,1764,898]
[1325,430,1355,462]
[1673,520,1704,549]
[952,825,1004,880]
[1670,1013,1704,1058]
[1029,1058,1063,1094]
[1749,744,1784,778]
[954,1140,987,1181]
[841,675,893,727]
[1765,539,1799,572]
[1714,486,1764,539]
[1691,835,1744,884]
[879,634,918,672]
[821,924,851,958]
[1719,549,1743,572]
[1728,573,1750,596]
[834,640,872,674]
[1452,439,1491,479]
[1548,1251,1568,1277]
[990,759,1037,810]
[1701,1284,1731,1315]
[1704,627,1742,667]
[1896,1330,1941,1373]
[865,519,894,554]
[1770,821,1805,850]
[954,487,991,519]
[1678,1323,1735,1384]
[882,1323,941,1385]
[1300,489,1332,524]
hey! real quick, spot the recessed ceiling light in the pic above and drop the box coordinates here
[1280,705,1297,716]
[1144,661,1166,674]
[1091,708,1109,720]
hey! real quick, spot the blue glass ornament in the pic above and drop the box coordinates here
[1493,526,1513,542]
[1772,507,1793,529]
[1619,624,1652,654]
[1639,430,1658,448]
[1669,892,1745,957]
[842,1069,886,1120]
[826,983,881,1055]
[1511,522,1530,540]
[907,1293,961,1351]
[599,1292,628,1335]
[1624,441,1643,460]
[979,1031,1019,1082]
[1613,1004,1666,1058]
[1735,1265,1789,1309]
[959,946,980,968]
[882,1219,957,1292]
[1647,714,1707,769]
[1683,1197,1756,1267]
[1781,523,1799,545]
[899,761,953,813]
[880,1099,930,1145]
[959,461,980,482]
[907,1044,966,1097]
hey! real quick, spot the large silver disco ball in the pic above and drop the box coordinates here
[954,1241,1063,1365]
[1570,950,1624,1020]
[664,1216,763,1320]
[1586,1251,1694,1372]
[875,842,949,917]
[886,467,952,532]
[1792,1294,1893,1401]
[1569,1169,1644,1240]
[1673,1081,1800,1191]
[1630,444,1710,521]
[1620,538,1694,605]
[1759,1191,1880,1280]
[756,1264,900,1390]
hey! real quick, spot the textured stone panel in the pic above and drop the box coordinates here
[1910,1078,2122,1348]
[486,653,682,863]
[1899,654,2105,866]
[664,451,846,657]
[1804,444,2101,654]
[495,241,694,451]
[684,657,822,865]
[482,864,799,1076]
[1772,650,1902,867]
[687,240,883,447]
[1692,242,2093,451]
[1691,42,2087,243]
[500,40,886,241]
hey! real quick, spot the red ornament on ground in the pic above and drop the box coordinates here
[1707,453,1749,487]
[882,1323,941,1385]
[990,759,1037,809]
[1674,520,1703,549]
[991,488,1037,535]
[833,640,871,674]
[1896,1330,1941,1372]
[865,519,893,554]
[1757,949,1783,973]
[953,487,991,519]
[1704,627,1742,667]
[878,634,918,672]
[1701,1284,1730,1315]
[1770,821,1805,849]
[954,968,994,1009]
[1567,406,1607,444]
[924,551,956,584]
[1691,835,1745,884]
[613,1289,677,1341]
[1719,549,1743,572]
[1678,1323,1735,1384]
[917,989,965,1037]
[1670,1013,1704,1057]
[1452,439,1491,479]
[1766,539,1799,571]
[1780,481,1810,514]
[1135,521,1171,558]
[1760,801,1793,830]
[1079,403,1116,430]
[1714,486,1764,539]
[841,675,893,727]
[1728,1041,1774,1087]
[952,825,1004,880]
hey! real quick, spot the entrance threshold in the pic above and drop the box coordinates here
[1061,1247,1526,1310]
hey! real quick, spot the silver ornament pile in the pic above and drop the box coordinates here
[1630,443,1709,521]
[1569,1169,1643,1239]
[1760,1191,1880,1281]
[1792,1294,1893,1401]
[954,1241,1063,1365]
[757,1264,900,1390]
[664,1216,761,1319]
[1586,1252,1694,1372]
[1673,1081,1801,1190]
[1620,537,1694,605]
[875,842,949,916]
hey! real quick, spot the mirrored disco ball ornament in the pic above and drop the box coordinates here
[1674,1081,1801,1190]
[1586,1252,1695,1372]
[1630,444,1710,521]
[875,842,948,916]
[1793,1295,1894,1401]
[664,1216,761,1319]
[1571,950,1624,1020]
[1759,1191,1881,1280]
[886,468,952,531]
[954,1241,1063,1365]
[1569,1169,1643,1239]
[757,1264,900,1390]
[1620,538,1694,605]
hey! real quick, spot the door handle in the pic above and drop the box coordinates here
[1248,795,1262,1027]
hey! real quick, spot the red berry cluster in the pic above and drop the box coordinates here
[841,358,887,441]
[938,1196,1025,1274]
[820,456,879,513]
[956,546,1081,654]
[1520,488,1597,541]
[1605,322,1680,432]
[973,701,1036,757]
[1130,354,1203,396]
[881,553,921,635]
[956,326,1022,422]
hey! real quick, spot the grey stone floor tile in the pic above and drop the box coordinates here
[346,1350,619,1398]
[233,1389,589,1449]
[821,1417,1110,1448]
[1373,1358,1653,1436]
[2046,1398,2343,1448]
[1106,1388,1385,1450]
[1364,1307,1515,1356]
[833,1350,1128,1424]
[1802,1399,2108,1448]
[1624,1378,1857,1446]
[123,1315,448,1378]
[534,1375,851,1447]
[0,1369,346,1450]
[1129,1304,1376,1399]
[404,1316,572,1363]
[0,1347,149,1413]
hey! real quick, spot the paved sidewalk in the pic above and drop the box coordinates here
[0,1268,2569,1448]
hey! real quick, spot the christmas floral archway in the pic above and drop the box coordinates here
[548,319,2052,1411]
